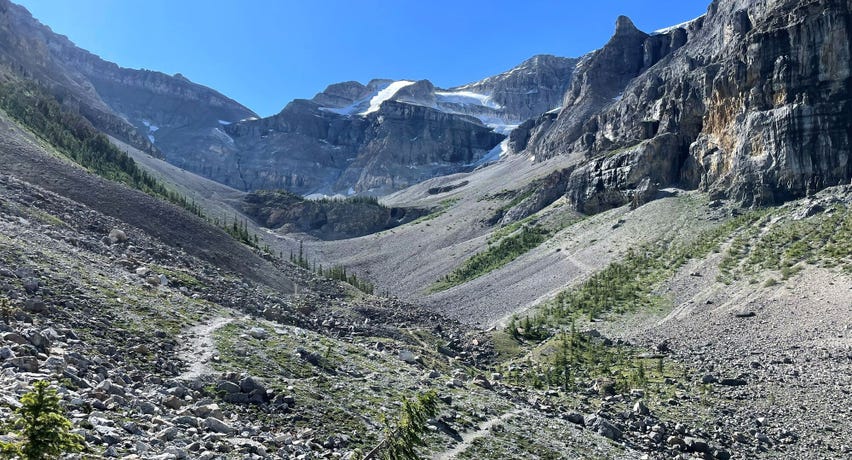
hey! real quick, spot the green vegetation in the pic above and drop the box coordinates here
[216,215,260,248]
[316,195,382,206]
[501,325,669,394]
[511,211,767,337]
[0,81,203,217]
[0,297,15,324]
[487,214,536,243]
[0,380,85,459]
[718,204,851,283]
[432,224,550,292]
[362,390,440,460]
[291,241,375,294]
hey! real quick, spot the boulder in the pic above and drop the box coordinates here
[204,417,234,435]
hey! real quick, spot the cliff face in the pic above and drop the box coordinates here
[0,0,256,159]
[449,55,577,123]
[514,0,851,213]
[218,98,504,195]
[205,56,576,195]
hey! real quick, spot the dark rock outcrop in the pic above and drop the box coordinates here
[239,190,428,240]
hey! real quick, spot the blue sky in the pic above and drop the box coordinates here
[18,0,708,117]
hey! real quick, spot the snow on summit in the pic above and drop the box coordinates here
[361,80,416,115]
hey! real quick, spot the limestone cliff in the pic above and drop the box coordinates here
[515,0,851,212]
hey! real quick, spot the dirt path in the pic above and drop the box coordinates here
[176,316,234,380]
[432,409,522,460]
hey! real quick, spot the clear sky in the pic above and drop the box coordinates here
[17,0,708,117]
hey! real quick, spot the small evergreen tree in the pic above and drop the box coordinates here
[362,390,439,460]
[0,380,85,459]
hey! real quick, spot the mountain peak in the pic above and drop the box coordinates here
[614,15,640,35]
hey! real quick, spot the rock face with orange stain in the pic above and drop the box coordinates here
[514,0,851,213]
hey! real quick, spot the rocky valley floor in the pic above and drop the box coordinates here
[1,165,850,459]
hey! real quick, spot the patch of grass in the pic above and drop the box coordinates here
[431,225,551,292]
[487,214,537,243]
[718,204,851,281]
[512,210,768,334]
[491,330,524,361]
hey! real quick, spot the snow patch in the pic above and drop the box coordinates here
[147,134,155,143]
[435,90,502,110]
[218,120,231,125]
[212,127,235,144]
[464,138,509,168]
[487,123,518,136]
[361,80,416,115]
[654,14,705,34]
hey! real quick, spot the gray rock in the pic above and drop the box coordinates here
[248,327,267,339]
[667,435,685,447]
[239,376,266,395]
[108,229,128,244]
[216,380,241,394]
[2,332,28,345]
[43,356,66,371]
[701,374,718,384]
[565,412,584,425]
[586,415,622,441]
[22,278,39,294]
[9,356,39,372]
[204,416,234,434]
[0,346,14,360]
[163,395,184,410]
[684,436,709,453]
[398,349,419,364]
[173,415,200,428]
[633,400,650,416]
[22,297,45,313]
[139,401,158,415]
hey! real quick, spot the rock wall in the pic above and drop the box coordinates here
[518,0,852,212]
[221,99,504,195]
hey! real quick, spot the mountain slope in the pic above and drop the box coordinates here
[0,109,289,292]
[0,0,257,163]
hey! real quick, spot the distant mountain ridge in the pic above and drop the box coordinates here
[0,0,257,162]
[0,0,578,197]
[202,56,577,195]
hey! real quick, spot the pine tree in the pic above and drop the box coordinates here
[362,390,439,460]
[0,380,85,459]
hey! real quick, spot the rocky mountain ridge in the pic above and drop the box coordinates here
[206,55,576,195]
[0,0,257,162]
[511,0,851,213]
